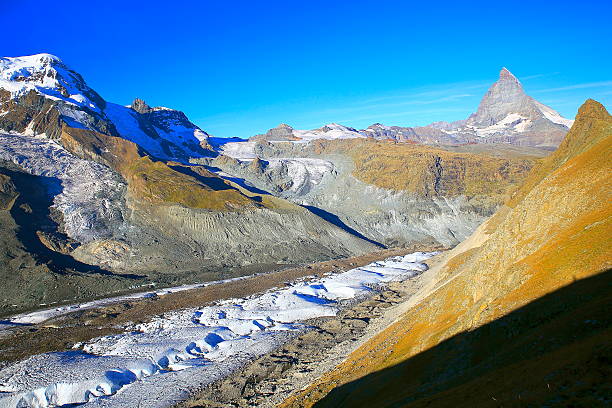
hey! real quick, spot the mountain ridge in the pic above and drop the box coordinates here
[279,99,611,408]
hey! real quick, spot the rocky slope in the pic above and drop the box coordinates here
[280,99,611,407]
[0,55,378,313]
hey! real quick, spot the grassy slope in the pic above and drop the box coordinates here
[60,127,261,211]
[281,100,612,407]
[305,139,540,212]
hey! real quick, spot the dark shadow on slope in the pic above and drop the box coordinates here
[167,163,234,191]
[314,269,612,408]
[3,166,143,279]
[302,205,385,248]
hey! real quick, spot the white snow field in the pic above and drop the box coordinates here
[0,252,438,408]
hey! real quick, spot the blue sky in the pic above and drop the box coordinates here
[2,0,611,138]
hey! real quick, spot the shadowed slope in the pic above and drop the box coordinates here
[314,270,611,408]
[280,100,612,407]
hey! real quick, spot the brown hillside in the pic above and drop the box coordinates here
[60,127,259,211]
[281,100,612,407]
[308,138,539,205]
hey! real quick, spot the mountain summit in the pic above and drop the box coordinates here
[248,68,574,149]
[467,67,535,126]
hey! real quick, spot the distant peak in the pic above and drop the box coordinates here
[276,123,293,129]
[32,53,61,63]
[499,67,519,82]
[131,98,151,114]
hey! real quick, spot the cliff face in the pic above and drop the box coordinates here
[282,100,612,407]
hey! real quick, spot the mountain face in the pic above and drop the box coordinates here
[0,54,379,314]
[445,67,574,148]
[282,100,611,408]
[0,54,212,161]
[250,68,573,149]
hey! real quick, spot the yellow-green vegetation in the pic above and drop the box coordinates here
[281,100,612,407]
[61,127,261,211]
[310,138,537,200]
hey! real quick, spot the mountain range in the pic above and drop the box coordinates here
[251,67,573,149]
[0,53,579,314]
[0,52,609,408]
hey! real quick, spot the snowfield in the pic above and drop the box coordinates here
[220,140,258,159]
[0,252,438,408]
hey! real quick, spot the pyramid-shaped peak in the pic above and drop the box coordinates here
[499,67,519,82]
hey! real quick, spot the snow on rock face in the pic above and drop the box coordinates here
[0,54,105,113]
[0,251,439,408]
[0,133,127,243]
[535,100,574,128]
[292,123,366,141]
[252,123,366,143]
[105,102,211,161]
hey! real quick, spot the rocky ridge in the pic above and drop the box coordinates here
[250,68,573,149]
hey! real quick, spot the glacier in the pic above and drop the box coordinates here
[0,251,438,408]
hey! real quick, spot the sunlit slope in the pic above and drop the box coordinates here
[281,99,612,407]
[61,127,260,211]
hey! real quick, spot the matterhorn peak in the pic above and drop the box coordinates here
[499,67,519,82]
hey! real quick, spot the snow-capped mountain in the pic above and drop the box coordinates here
[0,54,212,160]
[251,123,366,142]
[448,68,574,146]
[383,68,575,149]
[0,54,105,113]
[105,98,212,159]
[249,68,574,149]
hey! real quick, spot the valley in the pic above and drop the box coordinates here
[0,49,608,408]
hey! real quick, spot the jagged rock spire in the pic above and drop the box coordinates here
[467,67,533,126]
[131,98,151,114]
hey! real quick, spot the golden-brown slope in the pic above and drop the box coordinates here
[308,138,539,206]
[60,127,260,211]
[281,100,612,407]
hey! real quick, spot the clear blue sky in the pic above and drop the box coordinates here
[2,0,611,138]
